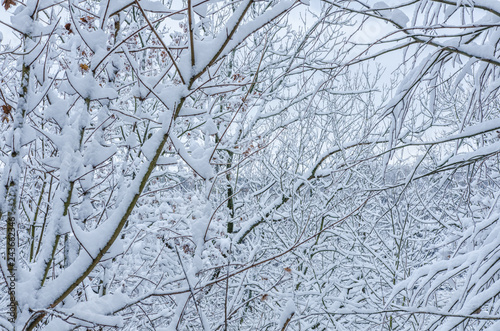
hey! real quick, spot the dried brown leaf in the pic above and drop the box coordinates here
[64,23,73,34]
[1,104,12,123]
[2,0,16,10]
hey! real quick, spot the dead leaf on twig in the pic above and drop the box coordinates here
[79,63,89,72]
[2,104,12,123]
[2,0,16,10]
[64,23,73,34]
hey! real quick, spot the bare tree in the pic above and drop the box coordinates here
[0,0,322,329]
[300,1,500,330]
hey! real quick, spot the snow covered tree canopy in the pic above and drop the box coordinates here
[0,0,499,330]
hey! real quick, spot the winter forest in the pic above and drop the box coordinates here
[1,0,500,330]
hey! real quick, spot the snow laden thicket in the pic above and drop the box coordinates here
[0,0,500,330]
